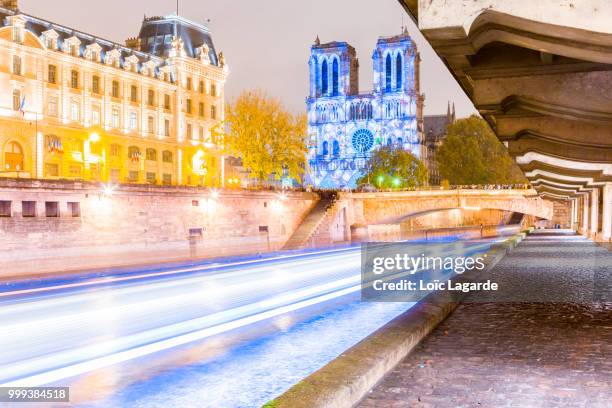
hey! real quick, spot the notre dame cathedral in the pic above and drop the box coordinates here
[305,29,424,189]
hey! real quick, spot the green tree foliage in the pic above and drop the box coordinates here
[358,146,428,189]
[436,115,526,185]
[225,90,307,183]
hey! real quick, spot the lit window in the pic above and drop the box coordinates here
[199,81,204,94]
[12,89,21,111]
[129,111,138,131]
[210,83,217,97]
[48,96,58,117]
[70,70,79,89]
[210,105,217,120]
[186,99,192,114]
[130,85,138,102]
[12,25,23,43]
[164,119,170,137]
[186,77,192,90]
[71,100,80,121]
[147,115,155,134]
[146,148,157,161]
[110,144,121,157]
[48,65,57,84]
[12,55,22,75]
[111,81,120,98]
[92,76,100,94]
[164,94,171,110]
[199,102,204,117]
[148,89,155,106]
[111,107,120,128]
[162,150,173,163]
[186,123,192,139]
[91,104,100,125]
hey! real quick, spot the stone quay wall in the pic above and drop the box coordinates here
[0,179,317,275]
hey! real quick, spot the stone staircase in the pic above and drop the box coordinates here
[282,192,338,250]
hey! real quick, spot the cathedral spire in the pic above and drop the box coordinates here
[452,103,456,122]
[315,35,320,46]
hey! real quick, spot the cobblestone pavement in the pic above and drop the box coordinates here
[359,231,612,408]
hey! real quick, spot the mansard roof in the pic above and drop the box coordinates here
[138,14,218,65]
[0,6,220,77]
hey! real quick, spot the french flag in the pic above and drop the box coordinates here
[18,95,26,117]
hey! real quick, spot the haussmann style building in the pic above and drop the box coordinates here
[306,29,425,189]
[0,0,228,186]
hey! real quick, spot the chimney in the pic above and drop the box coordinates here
[125,37,141,51]
[1,0,18,11]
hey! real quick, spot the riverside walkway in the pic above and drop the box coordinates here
[359,230,611,408]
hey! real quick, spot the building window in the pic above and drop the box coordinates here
[146,148,157,161]
[148,89,155,106]
[130,85,138,102]
[147,115,155,134]
[68,164,82,178]
[321,60,329,95]
[385,54,392,92]
[10,54,20,76]
[92,75,100,94]
[332,58,339,96]
[162,174,172,185]
[111,107,120,128]
[162,150,173,163]
[186,123,192,139]
[128,171,139,182]
[210,83,217,97]
[164,119,170,137]
[164,94,171,110]
[0,201,11,218]
[210,105,217,120]
[12,89,21,111]
[186,98,192,114]
[48,96,58,117]
[396,54,403,91]
[13,25,23,43]
[71,70,79,89]
[186,77,192,90]
[70,100,79,121]
[146,172,156,184]
[91,104,100,125]
[129,111,138,131]
[45,163,59,177]
[48,64,57,84]
[199,80,204,94]
[332,140,340,156]
[45,202,59,218]
[22,201,36,218]
[198,102,204,117]
[111,80,120,98]
[67,202,80,217]
[322,140,329,156]
[199,126,204,140]
[110,143,121,157]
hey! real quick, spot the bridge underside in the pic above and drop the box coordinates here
[399,0,612,241]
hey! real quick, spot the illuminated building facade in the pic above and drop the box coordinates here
[0,1,228,186]
[306,29,424,189]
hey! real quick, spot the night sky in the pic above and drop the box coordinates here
[20,0,476,117]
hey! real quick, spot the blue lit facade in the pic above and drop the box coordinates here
[306,31,424,189]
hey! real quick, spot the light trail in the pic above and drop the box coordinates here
[0,240,493,389]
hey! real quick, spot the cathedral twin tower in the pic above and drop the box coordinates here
[306,30,424,189]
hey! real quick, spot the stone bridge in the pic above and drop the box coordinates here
[334,189,552,229]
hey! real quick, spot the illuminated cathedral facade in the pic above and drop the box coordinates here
[306,30,424,189]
